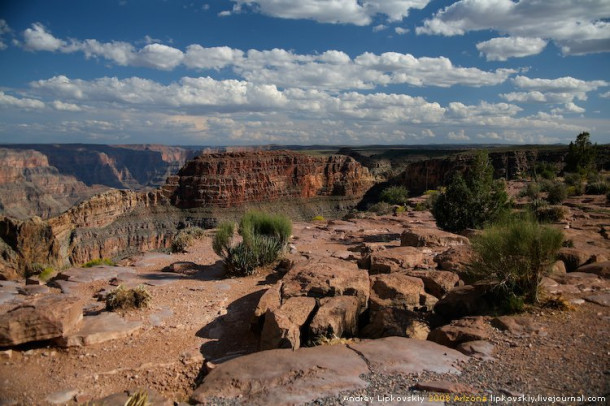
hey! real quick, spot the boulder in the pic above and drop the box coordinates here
[401,228,469,248]
[557,248,593,272]
[362,308,428,340]
[405,270,460,298]
[365,246,426,274]
[282,257,369,311]
[259,297,316,350]
[433,284,494,320]
[434,245,473,274]
[55,312,142,347]
[549,260,567,277]
[456,340,496,361]
[491,316,544,337]
[251,282,282,332]
[575,261,610,278]
[309,296,360,339]
[369,273,426,312]
[0,295,83,346]
[191,344,369,405]
[584,293,610,307]
[348,337,468,375]
[427,317,490,348]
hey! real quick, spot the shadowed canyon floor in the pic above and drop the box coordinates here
[0,192,609,405]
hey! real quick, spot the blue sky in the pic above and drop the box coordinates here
[0,0,609,146]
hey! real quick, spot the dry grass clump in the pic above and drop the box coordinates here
[106,285,151,311]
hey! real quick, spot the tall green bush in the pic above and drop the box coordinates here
[379,185,409,205]
[546,182,567,205]
[213,211,292,277]
[468,217,563,304]
[432,151,509,232]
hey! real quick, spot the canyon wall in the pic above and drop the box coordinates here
[0,151,374,278]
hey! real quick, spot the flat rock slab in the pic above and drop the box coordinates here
[57,266,135,284]
[132,252,173,267]
[56,312,142,347]
[191,344,369,405]
[45,389,79,404]
[585,293,610,307]
[0,292,22,306]
[349,337,467,375]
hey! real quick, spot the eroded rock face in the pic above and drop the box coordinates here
[0,151,374,276]
[0,295,83,346]
[164,151,373,209]
[309,296,360,339]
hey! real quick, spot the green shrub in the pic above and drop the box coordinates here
[106,285,151,311]
[312,215,326,222]
[38,267,55,282]
[239,210,292,246]
[395,205,407,213]
[413,202,427,211]
[379,185,409,205]
[432,151,509,232]
[519,182,541,200]
[535,205,569,223]
[171,226,206,253]
[368,201,393,215]
[83,258,115,268]
[214,211,292,277]
[535,162,557,180]
[585,181,609,195]
[468,217,563,304]
[546,182,567,204]
[565,185,584,197]
[564,172,582,186]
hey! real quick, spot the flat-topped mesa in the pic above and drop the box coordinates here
[163,151,374,209]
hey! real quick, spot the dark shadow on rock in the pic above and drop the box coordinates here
[196,289,266,363]
[138,260,225,285]
[257,271,283,286]
[362,233,401,243]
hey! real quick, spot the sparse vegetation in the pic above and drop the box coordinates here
[105,285,151,311]
[535,162,557,180]
[213,211,292,277]
[83,258,115,268]
[546,182,567,205]
[379,185,409,205]
[38,266,55,282]
[171,226,206,253]
[312,215,326,222]
[519,182,541,200]
[124,390,150,406]
[585,181,609,195]
[535,205,569,223]
[432,151,509,232]
[468,216,563,305]
[367,201,393,215]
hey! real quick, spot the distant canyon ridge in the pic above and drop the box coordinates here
[0,143,608,279]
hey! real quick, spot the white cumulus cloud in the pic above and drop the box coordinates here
[23,23,66,51]
[0,91,45,109]
[417,0,610,56]
[476,37,548,61]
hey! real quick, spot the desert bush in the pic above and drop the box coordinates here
[585,181,609,195]
[214,211,292,277]
[106,285,151,311]
[171,227,206,253]
[468,217,563,305]
[546,182,567,204]
[564,172,582,186]
[83,258,115,268]
[38,266,55,282]
[519,182,541,200]
[379,185,409,205]
[368,201,393,215]
[239,210,292,246]
[535,205,569,223]
[394,205,407,214]
[432,151,509,232]
[413,202,427,211]
[125,390,149,406]
[535,162,557,180]
[312,215,326,222]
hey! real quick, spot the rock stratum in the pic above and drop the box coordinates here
[0,151,373,278]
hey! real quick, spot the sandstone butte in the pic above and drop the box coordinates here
[0,150,374,278]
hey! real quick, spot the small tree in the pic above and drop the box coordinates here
[379,185,409,205]
[469,217,563,305]
[564,132,597,174]
[432,151,509,232]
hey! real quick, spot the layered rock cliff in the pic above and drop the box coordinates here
[0,149,108,220]
[0,151,374,278]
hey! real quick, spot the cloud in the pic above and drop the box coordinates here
[19,25,514,89]
[228,0,431,25]
[417,0,610,56]
[0,91,45,109]
[0,19,10,50]
[394,27,409,35]
[23,23,66,51]
[476,37,548,61]
[51,100,82,111]
[501,75,608,105]
[448,129,470,141]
